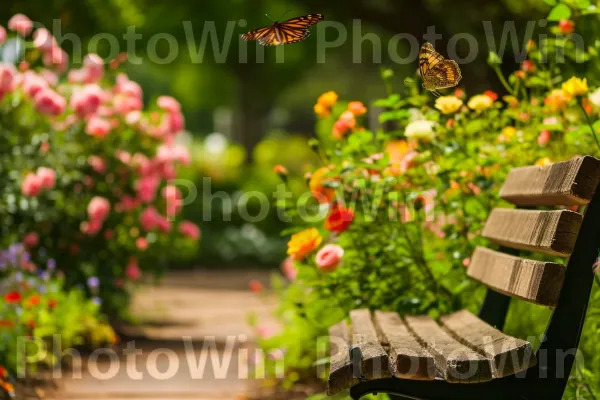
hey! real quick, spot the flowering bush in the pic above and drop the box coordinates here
[0,13,200,314]
[0,244,116,397]
[258,2,600,397]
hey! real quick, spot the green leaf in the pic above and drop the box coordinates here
[543,0,557,4]
[547,4,572,21]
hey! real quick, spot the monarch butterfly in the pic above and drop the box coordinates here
[419,42,462,97]
[241,14,324,46]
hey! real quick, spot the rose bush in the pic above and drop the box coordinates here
[255,2,600,398]
[0,12,202,391]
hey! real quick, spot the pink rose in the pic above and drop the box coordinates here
[156,214,171,232]
[140,207,160,231]
[0,26,6,44]
[21,172,43,197]
[0,63,18,99]
[117,195,140,212]
[86,116,111,138]
[23,232,39,248]
[538,130,551,147]
[34,88,66,116]
[113,94,143,115]
[23,71,48,98]
[115,150,132,164]
[162,185,182,216]
[156,144,190,165]
[32,28,56,52]
[71,84,104,118]
[88,155,107,174]
[115,75,143,98]
[315,244,344,273]
[136,237,148,251]
[126,257,141,280]
[8,14,33,36]
[82,54,104,83]
[36,167,56,189]
[81,219,103,235]
[157,96,181,113]
[178,221,200,240]
[166,111,185,134]
[87,196,110,222]
[280,256,297,281]
[256,324,276,339]
[42,47,68,73]
[39,69,58,86]
[136,175,160,203]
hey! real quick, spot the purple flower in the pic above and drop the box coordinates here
[47,259,56,270]
[87,276,100,288]
[91,297,102,306]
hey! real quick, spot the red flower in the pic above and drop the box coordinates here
[0,320,14,328]
[483,90,498,101]
[325,206,355,232]
[558,20,574,34]
[4,291,21,304]
[0,365,6,378]
[521,60,535,72]
[26,320,36,329]
[454,88,465,98]
[249,279,263,293]
[48,298,58,308]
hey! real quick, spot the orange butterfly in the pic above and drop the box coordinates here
[241,14,324,46]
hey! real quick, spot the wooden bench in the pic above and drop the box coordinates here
[327,156,600,400]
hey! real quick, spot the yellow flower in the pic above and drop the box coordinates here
[544,89,572,112]
[502,126,517,139]
[405,120,436,142]
[287,228,323,261]
[562,77,588,97]
[434,96,463,114]
[317,91,338,108]
[314,103,330,118]
[467,95,494,112]
[535,157,552,167]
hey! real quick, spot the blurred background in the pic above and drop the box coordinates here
[1,0,550,270]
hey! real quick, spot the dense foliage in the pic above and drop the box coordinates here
[256,1,600,398]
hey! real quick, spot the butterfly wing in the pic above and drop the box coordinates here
[242,25,276,42]
[427,60,462,90]
[280,13,324,28]
[419,42,444,79]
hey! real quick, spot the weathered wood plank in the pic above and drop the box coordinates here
[327,321,357,395]
[373,311,436,380]
[467,247,565,306]
[404,315,493,383]
[500,156,600,206]
[441,310,536,378]
[349,309,391,380]
[482,209,583,257]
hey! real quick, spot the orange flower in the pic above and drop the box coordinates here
[273,164,288,176]
[558,19,574,34]
[332,111,356,140]
[324,206,355,232]
[544,89,572,112]
[314,103,330,118]
[26,294,41,308]
[287,228,323,261]
[348,101,367,116]
[317,91,338,108]
[48,298,58,308]
[0,320,14,329]
[309,167,336,203]
[385,140,418,176]
[2,382,13,394]
[483,90,498,101]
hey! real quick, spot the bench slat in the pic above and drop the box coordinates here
[467,247,565,306]
[327,321,357,395]
[349,309,391,380]
[500,156,600,206]
[404,315,493,383]
[440,310,536,378]
[482,209,582,257]
[373,311,436,380]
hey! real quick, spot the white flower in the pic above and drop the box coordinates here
[405,120,437,142]
[588,87,600,107]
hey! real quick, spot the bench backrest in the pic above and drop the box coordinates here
[466,156,600,390]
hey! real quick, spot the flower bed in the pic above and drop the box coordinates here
[256,3,600,398]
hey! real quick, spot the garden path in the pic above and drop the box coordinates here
[42,270,278,400]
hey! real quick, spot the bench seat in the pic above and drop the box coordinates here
[328,309,536,395]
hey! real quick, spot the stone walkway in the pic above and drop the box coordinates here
[45,270,278,400]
